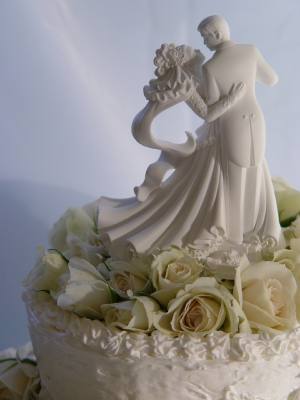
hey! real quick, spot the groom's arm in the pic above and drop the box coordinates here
[202,63,220,105]
[255,47,278,86]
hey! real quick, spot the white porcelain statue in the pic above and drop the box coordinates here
[97,15,281,262]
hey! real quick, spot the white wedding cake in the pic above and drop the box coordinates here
[17,177,300,400]
[2,15,300,400]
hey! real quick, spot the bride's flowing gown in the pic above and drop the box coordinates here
[98,120,280,261]
[97,44,281,261]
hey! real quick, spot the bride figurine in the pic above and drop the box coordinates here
[97,17,281,262]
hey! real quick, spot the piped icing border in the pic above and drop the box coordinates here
[23,291,300,362]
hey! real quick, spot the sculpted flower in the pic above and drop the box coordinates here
[153,277,250,338]
[272,176,300,226]
[57,257,111,319]
[109,258,151,298]
[150,249,203,308]
[239,261,298,334]
[0,343,40,400]
[102,295,160,333]
[48,200,98,252]
[154,43,185,76]
[22,245,68,298]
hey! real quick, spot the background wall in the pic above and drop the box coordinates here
[1,0,299,349]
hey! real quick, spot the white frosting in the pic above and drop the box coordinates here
[23,291,300,400]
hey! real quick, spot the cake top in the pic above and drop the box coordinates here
[22,15,300,340]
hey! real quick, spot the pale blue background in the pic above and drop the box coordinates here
[1,0,300,349]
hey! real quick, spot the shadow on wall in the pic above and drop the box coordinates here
[0,180,95,350]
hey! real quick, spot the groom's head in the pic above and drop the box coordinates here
[198,15,230,51]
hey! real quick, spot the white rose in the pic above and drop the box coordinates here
[273,248,300,271]
[273,248,300,321]
[48,200,98,252]
[22,245,68,297]
[109,258,151,298]
[102,295,160,333]
[66,230,108,267]
[57,257,112,319]
[284,216,300,246]
[272,176,300,226]
[153,277,250,338]
[150,249,203,308]
[240,261,297,334]
[291,238,300,253]
[0,343,40,400]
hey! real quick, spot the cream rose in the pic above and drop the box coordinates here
[272,176,300,226]
[273,248,300,321]
[290,238,300,253]
[240,261,297,334]
[284,216,300,246]
[102,295,161,333]
[57,257,111,319]
[153,277,250,338]
[66,230,108,267]
[22,245,68,298]
[48,200,98,252]
[150,249,203,308]
[0,343,40,400]
[109,258,151,298]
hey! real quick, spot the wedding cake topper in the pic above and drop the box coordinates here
[97,15,281,263]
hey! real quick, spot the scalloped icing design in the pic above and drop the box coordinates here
[23,291,300,361]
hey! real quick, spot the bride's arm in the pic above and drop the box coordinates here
[185,83,246,122]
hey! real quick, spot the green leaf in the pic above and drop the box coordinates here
[72,309,84,318]
[0,359,18,373]
[103,261,111,272]
[93,217,98,234]
[150,281,155,293]
[280,211,300,228]
[48,249,69,263]
[18,358,37,366]
[0,358,17,363]
[132,291,166,311]
[132,291,153,298]
[108,284,118,303]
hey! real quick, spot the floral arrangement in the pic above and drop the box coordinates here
[22,177,300,339]
[0,343,40,400]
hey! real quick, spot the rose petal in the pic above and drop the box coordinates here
[291,238,300,253]
[57,280,111,314]
[243,301,284,328]
[241,262,297,298]
[68,258,104,282]
[0,365,28,396]
[242,280,275,315]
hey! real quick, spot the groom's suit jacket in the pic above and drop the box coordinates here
[202,41,278,168]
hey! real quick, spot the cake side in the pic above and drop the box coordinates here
[24,291,300,400]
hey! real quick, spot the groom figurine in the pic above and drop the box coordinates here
[198,15,280,246]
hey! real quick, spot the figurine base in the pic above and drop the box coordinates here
[198,240,264,280]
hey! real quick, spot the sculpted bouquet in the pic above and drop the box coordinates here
[23,178,300,338]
